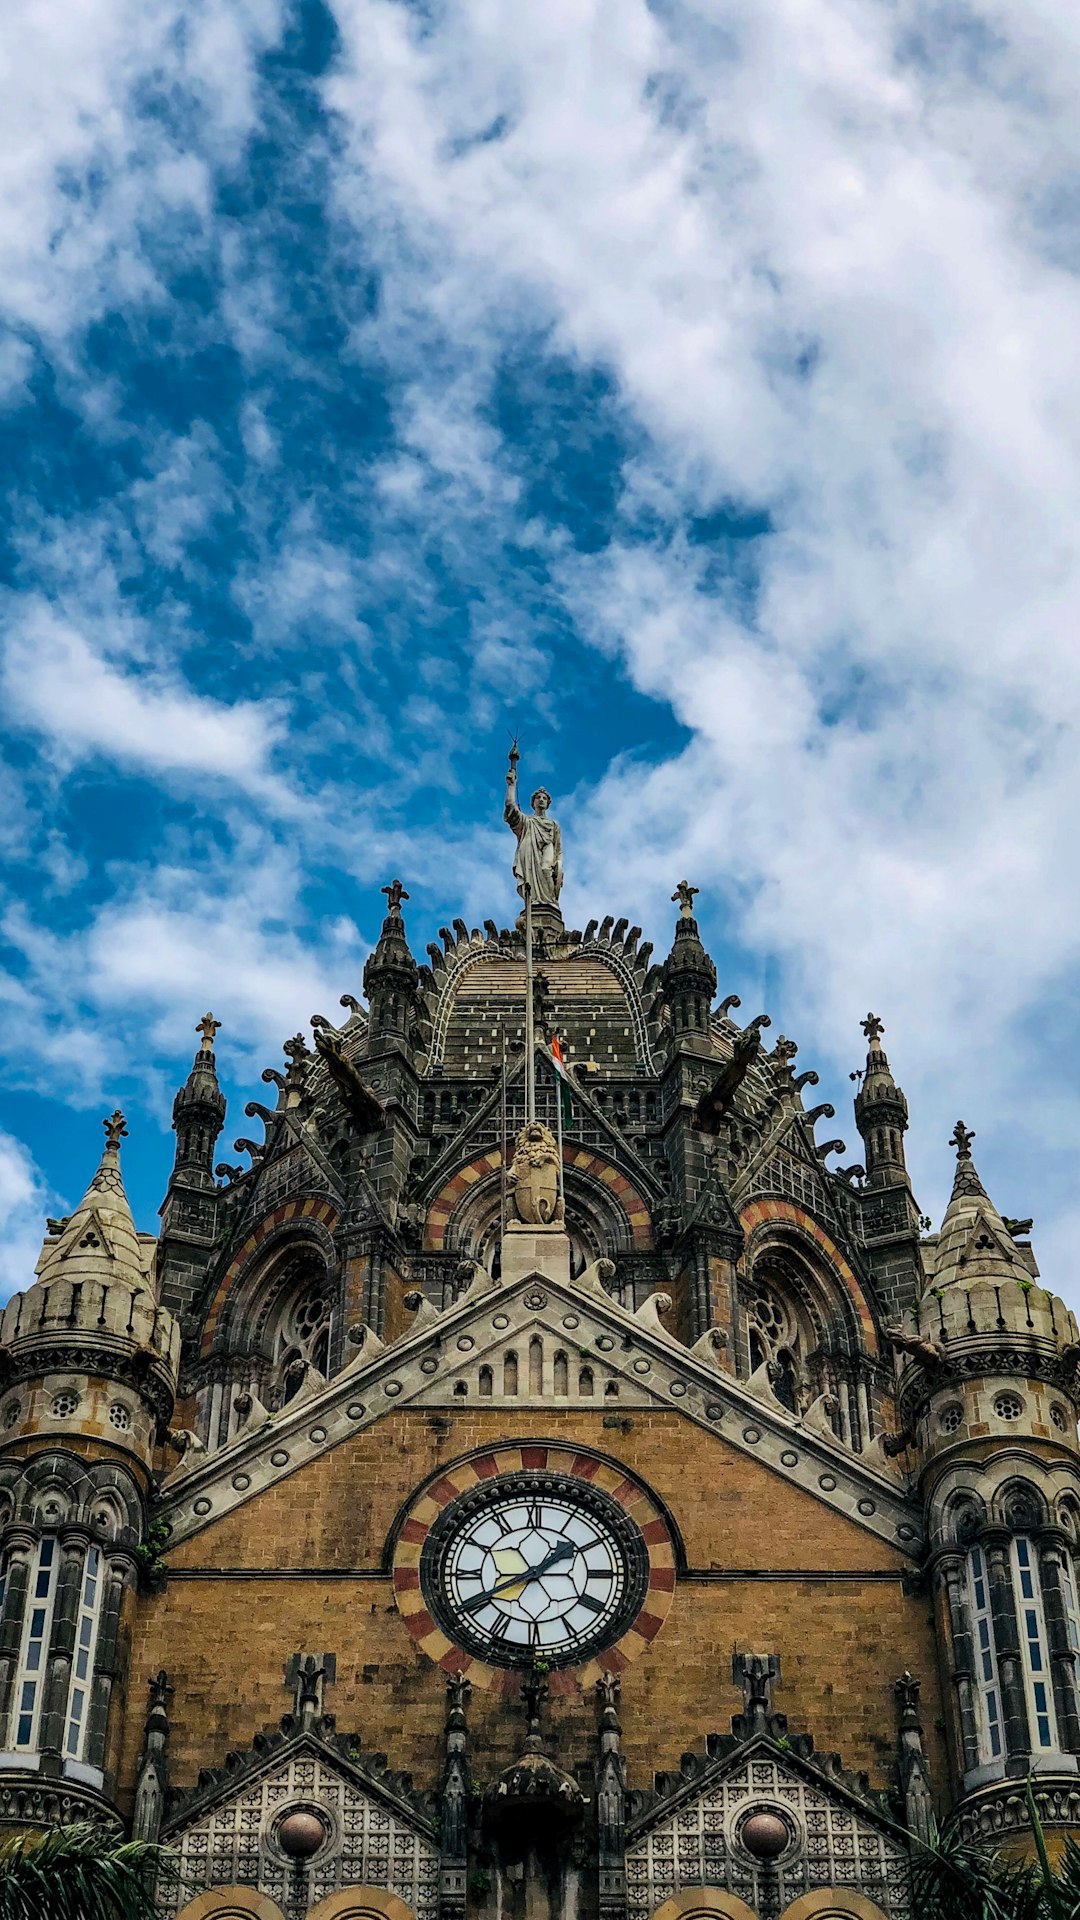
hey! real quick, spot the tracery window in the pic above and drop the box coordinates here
[275,1280,333,1402]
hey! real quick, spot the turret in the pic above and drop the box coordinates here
[170,1011,227,1182]
[850,1014,924,1321]
[157,1015,227,1317]
[0,1114,180,1820]
[892,1124,1080,1833]
[363,879,420,1050]
[661,882,716,1040]
[853,1012,910,1185]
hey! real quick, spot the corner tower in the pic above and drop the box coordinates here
[893,1123,1080,1846]
[0,1114,179,1827]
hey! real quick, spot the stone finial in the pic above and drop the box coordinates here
[521,1667,549,1752]
[861,1012,885,1044]
[285,1652,336,1730]
[103,1109,128,1151]
[732,1651,782,1739]
[196,1012,221,1053]
[671,880,699,919]
[381,878,409,916]
[950,1119,975,1159]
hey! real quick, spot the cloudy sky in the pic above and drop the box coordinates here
[2,0,1079,1304]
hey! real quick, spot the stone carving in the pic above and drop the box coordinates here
[507,1121,564,1227]
[158,1747,439,1920]
[626,1749,911,1919]
[504,745,563,911]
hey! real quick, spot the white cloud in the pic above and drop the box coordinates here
[0,1131,55,1304]
[321,0,1080,1261]
[1,596,290,799]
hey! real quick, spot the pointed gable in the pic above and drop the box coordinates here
[158,1727,438,1920]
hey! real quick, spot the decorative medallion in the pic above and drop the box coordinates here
[392,1444,677,1691]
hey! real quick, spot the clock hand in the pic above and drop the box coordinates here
[459,1539,576,1615]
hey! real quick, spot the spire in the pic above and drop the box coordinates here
[170,1013,227,1184]
[662,881,716,1038]
[363,879,419,1046]
[930,1121,1031,1290]
[35,1110,151,1294]
[853,1012,910,1185]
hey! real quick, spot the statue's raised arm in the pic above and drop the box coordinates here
[503,748,563,913]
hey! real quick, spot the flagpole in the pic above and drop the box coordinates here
[524,883,535,1124]
[554,1048,564,1209]
[499,1027,508,1262]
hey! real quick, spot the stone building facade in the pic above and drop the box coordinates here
[1,834,1079,1920]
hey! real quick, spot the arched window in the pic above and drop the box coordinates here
[275,1278,333,1403]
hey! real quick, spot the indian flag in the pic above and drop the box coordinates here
[550,1033,575,1130]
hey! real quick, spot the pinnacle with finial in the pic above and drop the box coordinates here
[381,878,409,916]
[196,1012,221,1053]
[950,1120,975,1158]
[672,880,699,919]
[103,1109,127,1150]
[861,1012,884,1044]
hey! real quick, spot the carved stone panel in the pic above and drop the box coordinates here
[158,1751,439,1920]
[626,1753,911,1920]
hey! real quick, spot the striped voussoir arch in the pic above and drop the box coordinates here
[199,1195,339,1355]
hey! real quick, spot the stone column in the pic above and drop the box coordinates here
[983,1529,1031,1767]
[0,1528,38,1746]
[1036,1530,1080,1755]
[934,1552,981,1774]
[85,1550,137,1774]
[38,1532,87,1760]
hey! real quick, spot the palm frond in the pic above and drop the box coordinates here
[0,1822,174,1920]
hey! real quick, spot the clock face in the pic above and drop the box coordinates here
[421,1472,648,1669]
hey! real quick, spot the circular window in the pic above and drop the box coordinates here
[108,1403,131,1432]
[939,1403,965,1434]
[51,1391,79,1418]
[1,1401,20,1430]
[1051,1404,1070,1432]
[994,1392,1024,1421]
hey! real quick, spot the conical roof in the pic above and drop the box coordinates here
[930,1122,1029,1290]
[35,1110,152,1294]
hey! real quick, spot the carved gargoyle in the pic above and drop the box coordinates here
[694,1030,763,1132]
[313,1028,385,1133]
[887,1327,946,1369]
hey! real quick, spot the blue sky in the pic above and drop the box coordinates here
[3,0,1080,1304]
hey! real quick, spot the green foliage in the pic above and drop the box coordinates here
[134,1520,170,1591]
[0,1823,175,1920]
[468,1867,492,1903]
[907,1786,1080,1920]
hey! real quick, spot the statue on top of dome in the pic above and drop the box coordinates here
[504,741,563,912]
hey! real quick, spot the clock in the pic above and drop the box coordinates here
[393,1445,677,1685]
